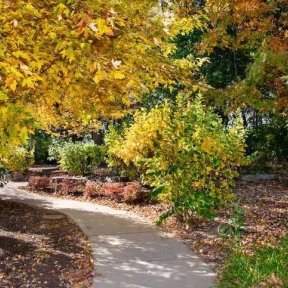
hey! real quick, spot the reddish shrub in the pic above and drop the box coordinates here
[59,178,86,195]
[99,182,145,203]
[29,176,50,190]
[100,182,125,200]
[123,182,142,203]
[84,181,102,198]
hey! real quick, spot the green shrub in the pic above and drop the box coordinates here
[58,142,105,175]
[48,138,68,163]
[106,94,248,221]
[246,114,288,171]
[218,201,246,239]
[217,237,288,288]
[33,131,52,165]
[2,147,34,173]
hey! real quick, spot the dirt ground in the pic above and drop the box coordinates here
[0,200,93,288]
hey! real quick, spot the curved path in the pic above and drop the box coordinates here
[0,182,216,288]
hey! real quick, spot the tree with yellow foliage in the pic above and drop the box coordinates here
[0,0,195,155]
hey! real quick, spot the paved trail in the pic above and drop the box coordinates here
[0,182,216,288]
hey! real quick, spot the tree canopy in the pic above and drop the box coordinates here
[0,0,287,156]
[173,0,288,112]
[0,0,198,154]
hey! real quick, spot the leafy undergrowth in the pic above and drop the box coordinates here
[217,237,288,288]
[0,200,93,287]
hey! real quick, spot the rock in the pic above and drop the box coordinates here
[104,176,121,183]
[0,248,5,257]
[51,170,68,177]
[51,176,87,183]
[28,166,59,176]
[239,174,279,182]
[11,172,28,182]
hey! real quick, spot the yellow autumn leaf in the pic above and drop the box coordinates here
[0,92,8,101]
[5,74,15,87]
[111,70,126,80]
[10,80,17,91]
[22,78,35,89]
[5,75,18,91]
[12,51,30,61]
[93,70,107,84]
[95,18,113,36]
[201,139,213,153]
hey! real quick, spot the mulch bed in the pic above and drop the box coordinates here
[172,180,288,264]
[0,200,93,288]
[27,179,288,271]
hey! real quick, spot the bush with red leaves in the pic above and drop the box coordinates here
[99,181,145,203]
[59,178,86,195]
[123,182,142,203]
[100,182,125,200]
[29,176,50,190]
[84,180,102,198]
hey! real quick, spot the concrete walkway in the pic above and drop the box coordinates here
[0,182,216,288]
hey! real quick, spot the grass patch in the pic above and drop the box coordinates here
[217,237,288,288]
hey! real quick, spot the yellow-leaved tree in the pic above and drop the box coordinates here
[0,0,198,155]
